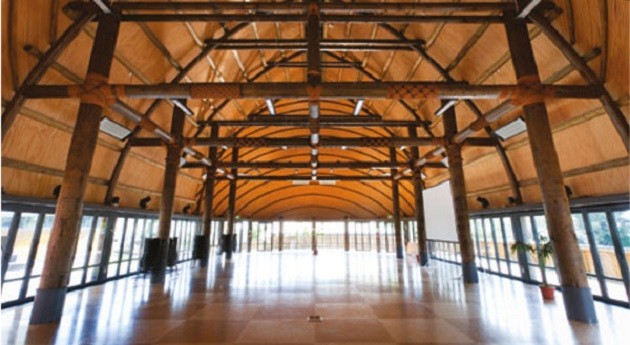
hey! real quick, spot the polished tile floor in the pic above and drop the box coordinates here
[2,250,630,344]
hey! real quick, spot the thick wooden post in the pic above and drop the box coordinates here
[390,148,404,258]
[504,11,596,323]
[278,217,284,251]
[200,124,218,267]
[408,125,429,265]
[247,220,253,252]
[311,218,317,253]
[443,101,478,283]
[151,100,186,284]
[200,167,215,267]
[343,216,350,251]
[225,148,238,260]
[30,14,120,325]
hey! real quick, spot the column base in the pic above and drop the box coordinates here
[419,252,429,266]
[151,239,168,284]
[562,286,598,323]
[30,287,67,324]
[462,262,479,283]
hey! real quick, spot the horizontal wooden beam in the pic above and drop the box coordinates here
[82,1,515,13]
[205,39,425,52]
[130,136,497,148]
[117,14,506,23]
[208,116,428,127]
[215,175,412,181]
[24,82,601,101]
[182,161,446,170]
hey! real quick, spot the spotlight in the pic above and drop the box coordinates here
[111,196,120,207]
[53,185,61,199]
[565,185,573,198]
[183,204,191,214]
[476,196,489,209]
[139,196,151,209]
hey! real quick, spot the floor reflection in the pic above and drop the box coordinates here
[2,249,629,344]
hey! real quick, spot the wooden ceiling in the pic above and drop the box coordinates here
[1,0,628,220]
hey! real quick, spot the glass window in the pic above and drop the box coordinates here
[571,214,602,297]
[588,212,625,302]
[502,217,520,277]
[1,211,15,254]
[532,215,558,285]
[26,214,54,297]
[86,217,108,283]
[492,218,508,274]
[68,216,94,287]
[108,217,126,278]
[129,218,146,273]
[520,216,540,281]
[119,218,135,275]
[483,218,498,272]
[611,211,630,302]
[5,213,40,281]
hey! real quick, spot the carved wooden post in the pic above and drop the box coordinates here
[225,148,238,260]
[30,14,120,324]
[390,148,404,258]
[443,101,478,283]
[504,9,596,323]
[151,100,186,284]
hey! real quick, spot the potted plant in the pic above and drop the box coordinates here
[511,236,555,300]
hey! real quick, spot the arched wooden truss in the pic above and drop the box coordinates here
[2,0,628,221]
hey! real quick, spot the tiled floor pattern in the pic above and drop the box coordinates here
[2,250,630,344]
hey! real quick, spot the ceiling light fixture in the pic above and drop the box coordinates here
[99,117,131,140]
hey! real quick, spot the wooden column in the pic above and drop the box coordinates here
[408,126,428,264]
[30,14,120,325]
[390,148,404,258]
[151,100,186,284]
[278,217,284,251]
[247,220,253,252]
[504,10,596,323]
[225,148,238,260]
[443,101,478,284]
[311,218,318,254]
[200,167,215,267]
[200,124,218,267]
[343,216,350,251]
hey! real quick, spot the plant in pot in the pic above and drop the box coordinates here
[510,236,555,300]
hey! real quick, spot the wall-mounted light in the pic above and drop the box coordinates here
[476,196,489,209]
[53,185,61,199]
[139,196,151,209]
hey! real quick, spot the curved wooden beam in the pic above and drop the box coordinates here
[378,22,523,203]
[104,22,251,204]
[247,193,379,218]
[1,10,96,141]
[235,184,390,215]
[530,12,629,152]
[265,204,360,219]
